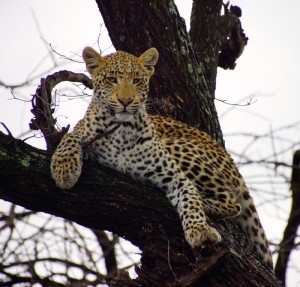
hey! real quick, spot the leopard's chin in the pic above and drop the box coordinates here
[114,112,134,123]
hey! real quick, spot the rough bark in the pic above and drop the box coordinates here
[0,131,281,286]
[190,0,222,95]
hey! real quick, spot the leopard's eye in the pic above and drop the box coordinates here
[132,78,142,84]
[107,76,118,84]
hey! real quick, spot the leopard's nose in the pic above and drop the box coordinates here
[118,97,133,107]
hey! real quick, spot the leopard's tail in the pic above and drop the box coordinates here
[235,187,273,268]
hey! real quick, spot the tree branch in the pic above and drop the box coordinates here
[275,150,300,285]
[190,1,248,94]
[190,0,223,95]
[0,131,282,286]
[92,230,118,277]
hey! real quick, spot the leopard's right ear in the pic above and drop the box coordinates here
[82,47,107,77]
[138,48,159,76]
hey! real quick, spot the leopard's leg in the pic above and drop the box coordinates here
[133,145,221,247]
[198,185,241,219]
[174,179,222,247]
[183,176,241,220]
[202,197,241,220]
[50,132,83,189]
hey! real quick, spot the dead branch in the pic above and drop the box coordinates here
[93,230,118,277]
[218,4,248,70]
[29,70,92,151]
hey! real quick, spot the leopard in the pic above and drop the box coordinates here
[50,46,273,267]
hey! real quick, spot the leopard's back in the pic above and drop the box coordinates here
[150,114,244,193]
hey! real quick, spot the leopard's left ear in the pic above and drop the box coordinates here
[138,48,159,76]
[82,46,107,77]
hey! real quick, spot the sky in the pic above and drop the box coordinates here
[0,0,299,286]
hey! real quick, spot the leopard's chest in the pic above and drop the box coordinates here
[104,130,136,171]
[86,124,155,174]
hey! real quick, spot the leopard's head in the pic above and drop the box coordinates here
[82,46,159,122]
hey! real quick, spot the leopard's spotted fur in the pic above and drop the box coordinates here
[50,47,273,267]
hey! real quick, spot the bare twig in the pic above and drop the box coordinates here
[0,123,13,137]
[215,97,257,107]
[31,7,56,66]
[82,124,121,150]
[47,42,83,64]
[0,203,110,286]
[219,93,274,119]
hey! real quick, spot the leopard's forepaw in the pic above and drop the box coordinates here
[50,133,83,190]
[51,152,82,190]
[184,224,221,248]
[52,166,81,189]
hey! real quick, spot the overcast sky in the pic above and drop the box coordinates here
[1,0,299,285]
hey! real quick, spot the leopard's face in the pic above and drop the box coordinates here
[82,47,159,122]
[94,52,150,122]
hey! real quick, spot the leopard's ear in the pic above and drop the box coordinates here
[138,48,159,76]
[82,47,107,77]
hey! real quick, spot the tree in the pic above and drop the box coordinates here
[0,0,285,286]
